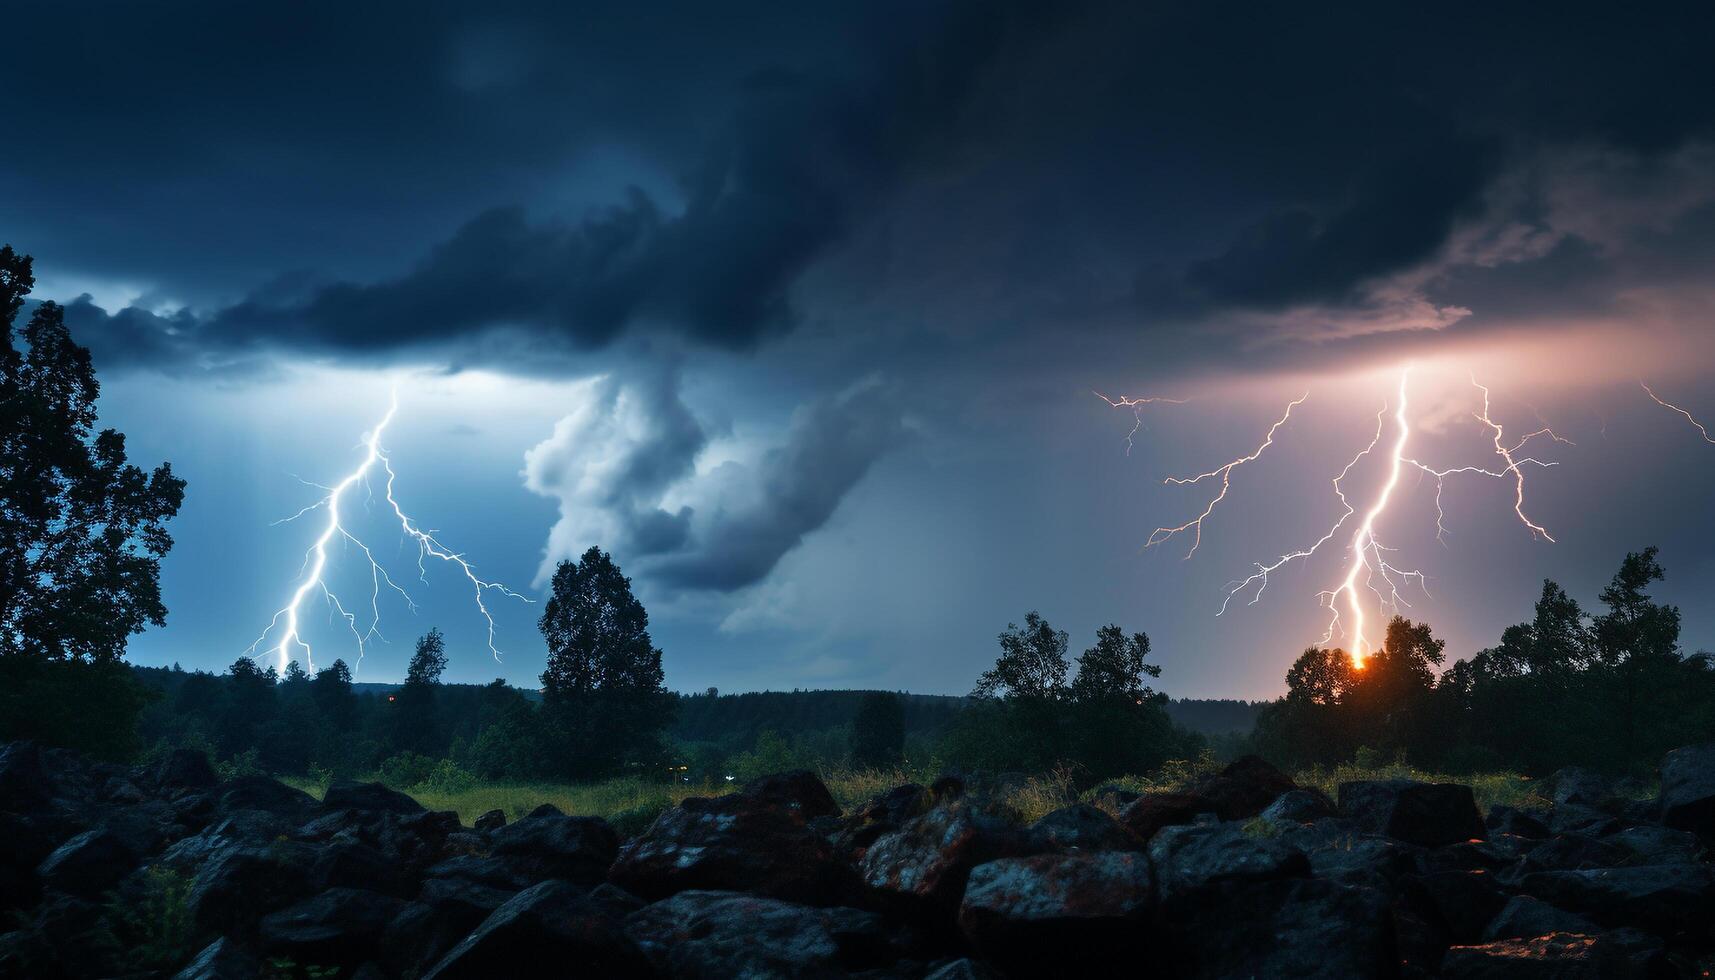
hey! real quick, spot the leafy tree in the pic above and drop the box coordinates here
[0,245,186,663]
[539,547,673,778]
[849,691,905,768]
[1071,625,1159,705]
[1593,547,1679,664]
[973,612,1068,701]
[217,656,277,756]
[1284,646,1354,706]
[393,628,448,755]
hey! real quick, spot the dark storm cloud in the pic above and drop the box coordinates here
[651,381,912,591]
[8,1,1715,374]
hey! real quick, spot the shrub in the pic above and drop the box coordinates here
[378,751,437,789]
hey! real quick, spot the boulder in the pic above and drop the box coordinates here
[215,776,317,816]
[1027,803,1144,853]
[1516,833,1630,875]
[1117,791,1216,842]
[1259,787,1338,825]
[154,748,219,792]
[1196,755,1299,819]
[322,780,425,815]
[1486,804,1551,839]
[417,875,517,931]
[425,854,533,892]
[0,742,52,812]
[312,840,413,897]
[186,845,317,938]
[1605,824,1705,866]
[1441,931,1668,979]
[423,880,649,979]
[612,793,856,905]
[925,958,1002,980]
[957,852,1153,969]
[381,901,471,980]
[1405,869,1508,944]
[158,811,291,871]
[852,783,931,828]
[474,808,506,832]
[1483,894,1599,941]
[1165,877,1395,978]
[626,889,919,978]
[1551,803,1623,837]
[170,936,261,980]
[860,805,1031,913]
[1659,743,1715,834]
[1521,864,1715,940]
[1339,779,1485,847]
[489,811,618,885]
[1549,767,1613,807]
[35,828,137,897]
[258,887,408,964]
[742,770,841,818]
[1149,821,1309,900]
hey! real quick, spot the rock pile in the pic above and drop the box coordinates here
[4,740,1715,977]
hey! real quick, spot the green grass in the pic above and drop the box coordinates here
[284,759,1610,828]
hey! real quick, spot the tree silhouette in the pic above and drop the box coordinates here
[0,245,185,663]
[1070,625,1159,705]
[973,612,1069,701]
[394,628,448,755]
[849,691,905,768]
[539,547,672,778]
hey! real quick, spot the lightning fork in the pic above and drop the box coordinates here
[1643,381,1715,444]
[1095,391,1188,454]
[248,388,530,675]
[1146,394,1308,558]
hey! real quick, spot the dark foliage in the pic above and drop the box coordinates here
[848,692,905,769]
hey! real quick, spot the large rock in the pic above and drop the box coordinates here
[1196,755,1299,819]
[170,936,261,980]
[1258,788,1338,825]
[35,829,137,897]
[626,889,918,978]
[312,840,413,897]
[1441,931,1667,979]
[612,793,856,905]
[1027,803,1144,853]
[1165,877,1395,978]
[957,852,1153,970]
[259,887,408,964]
[1406,869,1508,944]
[423,880,649,979]
[1339,779,1485,847]
[215,776,317,816]
[1658,743,1715,834]
[1148,821,1308,900]
[1483,895,1599,941]
[1549,767,1615,808]
[490,811,618,885]
[1116,791,1216,842]
[1605,824,1705,866]
[186,844,317,938]
[860,805,1031,913]
[1521,864,1715,941]
[323,780,425,815]
[742,770,841,819]
[1486,804,1551,839]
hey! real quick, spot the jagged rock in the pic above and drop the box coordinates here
[1606,824,1705,865]
[925,958,1002,980]
[35,828,136,897]
[525,803,562,818]
[1486,804,1551,839]
[1116,790,1216,841]
[1406,869,1508,944]
[1149,821,1309,899]
[1483,894,1599,941]
[860,804,1031,913]
[957,852,1153,969]
[312,840,413,896]
[613,793,856,905]
[380,901,469,979]
[159,811,290,871]
[1521,864,1715,941]
[626,889,918,978]
[855,784,932,828]
[474,808,506,832]
[1550,767,1615,808]
[215,775,317,816]
[1197,755,1300,819]
[259,887,407,964]
[1552,803,1623,837]
[1259,787,1338,824]
[1027,803,1144,853]
[417,875,516,928]
[187,844,317,938]
[323,780,425,815]
[589,881,647,918]
[1420,836,1535,875]
[1165,877,1394,978]
[1517,833,1630,875]
[425,854,533,891]
[1339,779,1485,847]
[486,810,617,885]
[170,936,261,980]
[1441,931,1668,979]
[154,749,219,792]
[424,880,648,979]
[1659,743,1715,834]
[743,769,841,819]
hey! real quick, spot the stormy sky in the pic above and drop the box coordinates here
[9,1,1715,698]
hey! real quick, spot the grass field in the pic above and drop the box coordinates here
[285,757,1577,827]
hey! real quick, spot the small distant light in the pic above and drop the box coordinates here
[387,695,396,702]
[724,775,736,782]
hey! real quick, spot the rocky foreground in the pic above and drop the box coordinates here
[5,744,1715,979]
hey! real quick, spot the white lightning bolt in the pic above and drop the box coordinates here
[1147,394,1308,558]
[1095,391,1188,454]
[248,387,530,675]
[1643,381,1715,444]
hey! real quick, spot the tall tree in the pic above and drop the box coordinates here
[973,612,1069,701]
[0,245,185,662]
[394,628,448,755]
[1070,625,1159,705]
[539,547,672,778]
